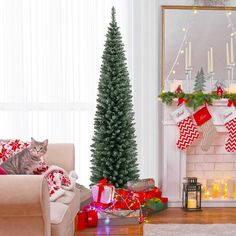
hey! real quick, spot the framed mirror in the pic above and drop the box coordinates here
[162,6,236,94]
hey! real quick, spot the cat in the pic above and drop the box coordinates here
[0,137,48,175]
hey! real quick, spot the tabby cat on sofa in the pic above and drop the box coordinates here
[0,138,48,174]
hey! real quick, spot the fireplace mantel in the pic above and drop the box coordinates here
[162,99,236,207]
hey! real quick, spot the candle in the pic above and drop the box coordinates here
[207,179,214,198]
[231,37,234,64]
[213,183,219,198]
[188,199,197,208]
[226,42,230,66]
[229,84,236,93]
[185,47,188,69]
[188,42,191,67]
[207,50,210,74]
[218,183,225,198]
[227,179,235,198]
[210,47,213,72]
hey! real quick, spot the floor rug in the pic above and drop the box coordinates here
[144,224,236,236]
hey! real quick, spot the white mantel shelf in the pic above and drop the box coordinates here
[162,99,236,207]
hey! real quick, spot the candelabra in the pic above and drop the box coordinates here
[227,63,235,93]
[185,67,192,93]
[208,71,214,92]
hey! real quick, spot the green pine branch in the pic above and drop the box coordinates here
[158,92,236,110]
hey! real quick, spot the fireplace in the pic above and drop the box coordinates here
[162,99,236,207]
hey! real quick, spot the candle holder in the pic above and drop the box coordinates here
[227,63,235,93]
[182,177,202,211]
[207,72,214,92]
[185,67,192,93]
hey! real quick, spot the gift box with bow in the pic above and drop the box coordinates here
[127,178,155,192]
[141,197,168,216]
[92,178,115,204]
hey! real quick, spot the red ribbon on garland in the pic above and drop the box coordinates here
[177,98,189,106]
[227,99,236,107]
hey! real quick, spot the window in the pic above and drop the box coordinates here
[0,0,132,187]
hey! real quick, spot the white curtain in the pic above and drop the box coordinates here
[0,0,160,187]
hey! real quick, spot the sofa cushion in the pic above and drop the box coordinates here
[56,190,75,204]
[50,202,69,224]
[76,184,93,209]
[51,188,80,236]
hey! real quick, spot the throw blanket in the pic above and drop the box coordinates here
[34,162,78,201]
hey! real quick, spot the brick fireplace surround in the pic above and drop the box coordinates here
[162,99,236,207]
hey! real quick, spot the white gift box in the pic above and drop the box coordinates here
[92,184,115,204]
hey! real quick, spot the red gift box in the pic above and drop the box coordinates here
[114,187,162,210]
[76,209,98,231]
[77,211,87,231]
[161,197,168,203]
[86,210,98,227]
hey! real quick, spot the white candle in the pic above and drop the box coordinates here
[218,183,224,198]
[210,47,213,72]
[188,199,197,209]
[231,37,234,64]
[188,42,191,67]
[226,42,230,66]
[185,47,188,70]
[207,50,210,74]
[229,84,236,93]
[228,179,235,198]
[207,179,214,198]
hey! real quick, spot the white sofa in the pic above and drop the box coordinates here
[0,143,80,236]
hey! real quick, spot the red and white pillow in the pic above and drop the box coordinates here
[0,139,31,164]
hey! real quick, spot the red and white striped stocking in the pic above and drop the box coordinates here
[171,104,199,150]
[222,106,236,152]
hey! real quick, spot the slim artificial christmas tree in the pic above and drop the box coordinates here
[193,68,206,93]
[90,7,139,188]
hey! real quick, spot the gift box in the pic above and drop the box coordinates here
[76,211,87,231]
[141,197,168,216]
[114,187,162,210]
[98,209,141,226]
[75,209,98,231]
[92,178,115,204]
[86,210,98,227]
[127,178,155,192]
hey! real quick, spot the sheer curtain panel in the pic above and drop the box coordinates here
[0,0,133,187]
[0,0,160,187]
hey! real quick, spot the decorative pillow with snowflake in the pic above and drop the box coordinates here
[0,139,31,164]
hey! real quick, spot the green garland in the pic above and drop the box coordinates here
[158,92,236,110]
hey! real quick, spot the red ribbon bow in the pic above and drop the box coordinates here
[227,99,236,107]
[177,98,189,106]
[99,178,108,184]
[96,178,113,204]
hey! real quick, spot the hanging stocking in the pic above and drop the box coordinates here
[222,103,236,152]
[193,106,217,151]
[171,104,199,150]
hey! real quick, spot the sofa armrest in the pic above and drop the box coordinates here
[44,143,75,172]
[0,175,51,236]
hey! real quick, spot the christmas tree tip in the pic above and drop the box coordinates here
[111,6,116,18]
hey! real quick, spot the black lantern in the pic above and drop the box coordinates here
[182,177,202,211]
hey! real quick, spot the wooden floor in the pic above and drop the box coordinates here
[75,207,236,236]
